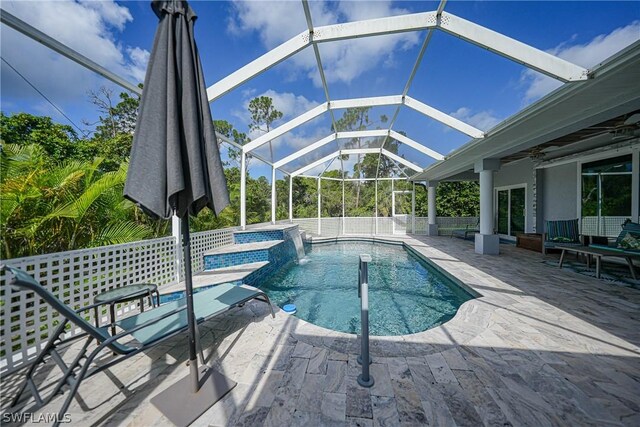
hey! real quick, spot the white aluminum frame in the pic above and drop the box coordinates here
[207,8,587,101]
[242,96,475,157]
[2,0,593,232]
[1,9,142,95]
[289,148,423,177]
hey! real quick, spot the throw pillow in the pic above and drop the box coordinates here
[618,232,640,252]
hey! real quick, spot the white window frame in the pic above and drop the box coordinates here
[576,147,639,236]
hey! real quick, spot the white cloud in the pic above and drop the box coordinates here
[1,1,149,107]
[227,0,419,87]
[126,47,151,83]
[522,21,640,103]
[260,89,320,120]
[79,0,133,31]
[450,107,501,132]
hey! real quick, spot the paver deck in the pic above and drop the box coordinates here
[2,235,639,426]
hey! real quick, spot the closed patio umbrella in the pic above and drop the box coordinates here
[123,1,231,425]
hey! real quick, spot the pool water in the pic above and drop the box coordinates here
[258,241,475,336]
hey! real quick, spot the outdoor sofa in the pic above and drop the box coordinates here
[451,219,480,240]
[542,218,583,255]
[554,221,640,279]
[589,220,640,254]
[2,265,274,427]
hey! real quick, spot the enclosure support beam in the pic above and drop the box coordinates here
[412,182,416,234]
[273,134,336,169]
[172,215,182,283]
[305,176,404,181]
[391,179,395,235]
[0,10,142,96]
[375,179,379,235]
[317,178,322,236]
[341,154,346,234]
[271,167,276,224]
[291,152,339,177]
[389,130,444,160]
[427,181,438,236]
[302,0,338,135]
[243,103,329,153]
[475,159,501,255]
[342,177,346,234]
[289,175,293,223]
[240,152,247,230]
[216,132,273,166]
[439,12,588,82]
[381,149,423,173]
[245,99,472,156]
[404,97,484,139]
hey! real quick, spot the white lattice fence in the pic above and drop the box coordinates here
[321,218,342,236]
[377,218,394,234]
[414,217,429,234]
[293,216,479,236]
[436,217,479,236]
[1,237,177,373]
[581,216,628,238]
[343,217,376,235]
[291,218,318,235]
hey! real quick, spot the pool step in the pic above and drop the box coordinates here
[160,261,269,295]
[203,240,284,269]
[233,226,296,244]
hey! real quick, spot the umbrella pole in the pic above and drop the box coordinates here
[181,215,200,393]
[150,215,237,426]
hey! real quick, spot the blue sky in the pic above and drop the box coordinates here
[1,1,639,180]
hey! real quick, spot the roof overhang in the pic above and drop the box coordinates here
[412,41,640,182]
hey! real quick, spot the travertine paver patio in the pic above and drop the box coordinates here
[2,235,639,426]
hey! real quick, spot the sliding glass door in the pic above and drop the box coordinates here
[496,186,526,238]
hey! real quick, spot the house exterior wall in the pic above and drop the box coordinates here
[492,158,580,234]
[541,162,578,222]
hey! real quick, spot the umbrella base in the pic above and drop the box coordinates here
[151,364,236,426]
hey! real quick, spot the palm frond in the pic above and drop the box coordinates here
[90,221,151,247]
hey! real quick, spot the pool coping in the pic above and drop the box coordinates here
[284,235,496,357]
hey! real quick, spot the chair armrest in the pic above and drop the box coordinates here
[75,289,152,314]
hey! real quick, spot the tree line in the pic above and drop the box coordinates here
[0,89,478,258]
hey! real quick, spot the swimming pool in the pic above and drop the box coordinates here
[259,241,475,336]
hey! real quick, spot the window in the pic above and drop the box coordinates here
[581,154,632,236]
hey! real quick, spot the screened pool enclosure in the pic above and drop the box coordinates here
[2,4,639,422]
[0,0,592,237]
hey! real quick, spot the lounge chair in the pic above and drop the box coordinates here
[2,265,274,426]
[451,219,480,240]
[542,218,583,255]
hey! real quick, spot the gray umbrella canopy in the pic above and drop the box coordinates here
[124,3,233,422]
[124,0,229,220]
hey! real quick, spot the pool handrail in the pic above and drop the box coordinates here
[357,254,374,388]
